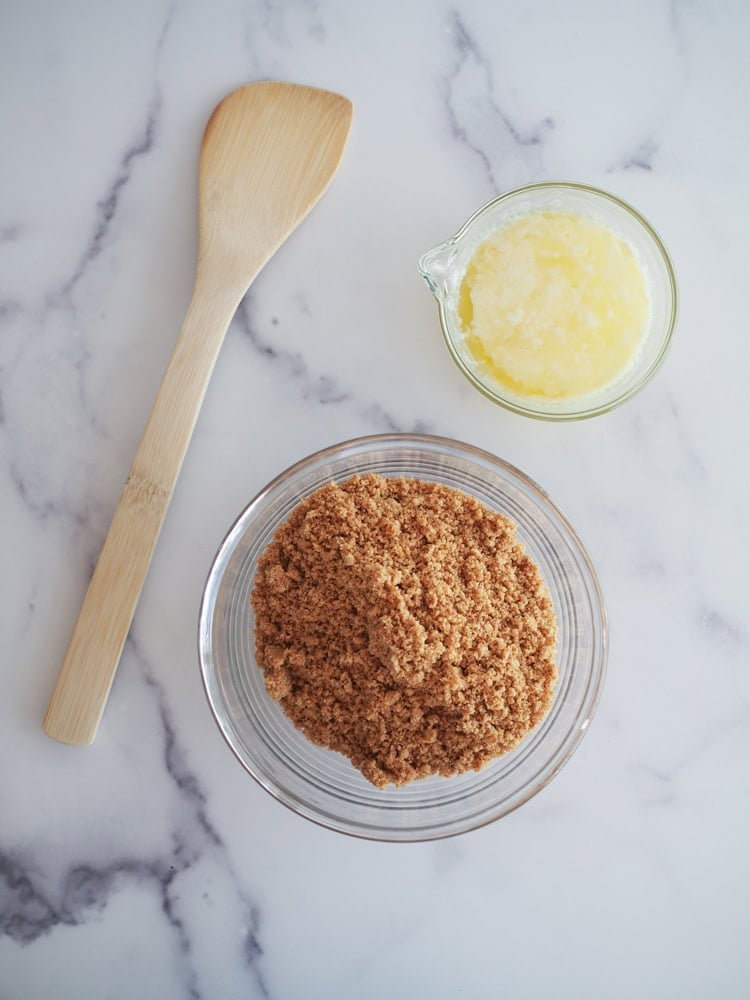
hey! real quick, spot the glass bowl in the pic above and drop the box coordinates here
[198,434,607,840]
[419,182,678,420]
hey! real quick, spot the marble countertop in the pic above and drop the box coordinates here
[2,2,748,997]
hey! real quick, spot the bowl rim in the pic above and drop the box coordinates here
[198,432,609,841]
[421,180,679,421]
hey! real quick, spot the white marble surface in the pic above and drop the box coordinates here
[1,1,748,996]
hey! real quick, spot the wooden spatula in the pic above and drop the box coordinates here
[43,82,353,745]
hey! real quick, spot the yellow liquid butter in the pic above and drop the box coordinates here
[458,210,650,400]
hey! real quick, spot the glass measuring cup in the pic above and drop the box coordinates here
[419,182,678,420]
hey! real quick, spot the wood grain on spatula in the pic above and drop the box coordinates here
[43,82,353,745]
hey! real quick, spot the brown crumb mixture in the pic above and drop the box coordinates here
[251,474,557,788]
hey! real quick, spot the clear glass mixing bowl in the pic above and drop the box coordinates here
[198,434,607,840]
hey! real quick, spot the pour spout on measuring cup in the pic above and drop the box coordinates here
[418,241,453,295]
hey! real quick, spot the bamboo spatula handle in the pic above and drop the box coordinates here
[43,280,241,745]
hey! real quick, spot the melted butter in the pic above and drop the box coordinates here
[458,210,650,400]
